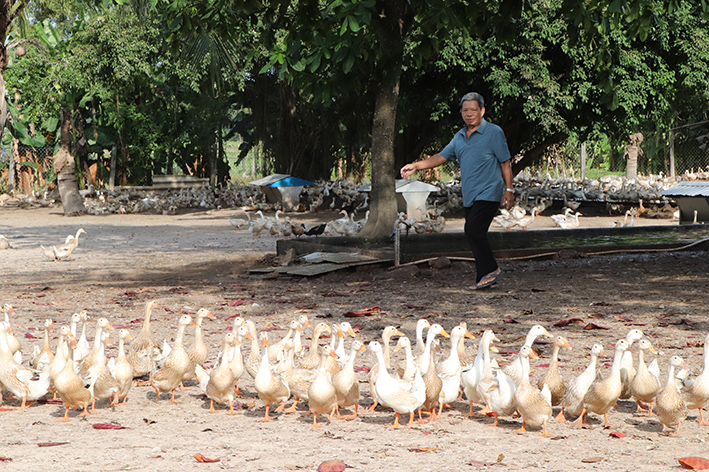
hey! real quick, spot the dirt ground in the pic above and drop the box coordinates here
[1,206,708,472]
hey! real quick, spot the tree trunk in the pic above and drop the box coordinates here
[358,82,400,238]
[54,110,85,216]
[358,0,408,238]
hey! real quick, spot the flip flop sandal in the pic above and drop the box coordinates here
[475,270,502,290]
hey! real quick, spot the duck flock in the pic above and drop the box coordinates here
[2,168,699,219]
[1,301,707,436]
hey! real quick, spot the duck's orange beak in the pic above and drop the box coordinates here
[528,349,540,359]
[562,339,572,350]
[346,326,356,337]
[106,322,115,330]
[648,344,658,355]
[439,329,450,338]
[328,349,339,359]
[126,332,134,341]
[206,311,216,320]
[464,330,474,339]
[358,344,366,353]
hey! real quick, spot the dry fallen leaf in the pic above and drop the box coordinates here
[554,317,584,327]
[678,457,709,470]
[0,456,11,461]
[92,423,128,430]
[581,457,603,463]
[37,442,69,447]
[342,306,381,318]
[583,323,610,330]
[226,299,248,307]
[409,447,438,453]
[0,408,13,412]
[609,431,626,438]
[193,453,220,463]
[317,460,346,472]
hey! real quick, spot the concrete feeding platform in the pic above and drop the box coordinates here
[358,179,440,220]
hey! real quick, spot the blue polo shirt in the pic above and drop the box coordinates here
[439,119,511,207]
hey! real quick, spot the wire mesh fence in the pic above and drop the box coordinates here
[673,125,709,176]
[0,144,55,194]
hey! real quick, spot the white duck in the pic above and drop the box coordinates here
[86,331,119,412]
[228,325,252,395]
[307,345,340,427]
[334,321,356,362]
[184,308,216,385]
[536,336,572,406]
[502,325,553,385]
[437,325,473,412]
[369,341,426,428]
[573,339,629,428]
[0,321,51,408]
[556,343,605,422]
[70,311,91,363]
[683,333,709,425]
[366,325,405,412]
[196,332,238,414]
[107,329,134,405]
[414,318,431,357]
[31,319,55,370]
[150,315,195,404]
[333,339,367,420]
[619,329,645,400]
[2,304,22,364]
[253,332,290,421]
[462,329,499,416]
[394,336,417,381]
[629,338,661,415]
[485,364,518,427]
[514,345,553,436]
[415,324,448,375]
[657,355,690,435]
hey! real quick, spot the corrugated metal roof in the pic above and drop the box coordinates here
[662,181,709,197]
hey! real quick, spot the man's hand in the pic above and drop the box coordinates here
[502,192,515,210]
[400,163,417,179]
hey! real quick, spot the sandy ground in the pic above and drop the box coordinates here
[0,206,708,471]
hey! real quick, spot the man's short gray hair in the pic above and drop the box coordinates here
[460,92,485,109]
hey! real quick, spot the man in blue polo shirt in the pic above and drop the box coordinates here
[400,92,514,290]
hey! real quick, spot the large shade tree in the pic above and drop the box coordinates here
[254,0,709,237]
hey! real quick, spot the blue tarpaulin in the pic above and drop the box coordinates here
[270,176,315,187]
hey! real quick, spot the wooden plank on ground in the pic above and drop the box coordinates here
[284,259,392,277]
